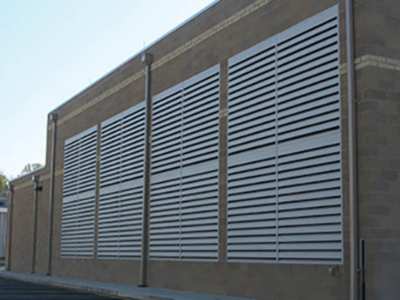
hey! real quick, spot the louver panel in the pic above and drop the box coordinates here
[227,147,277,261]
[277,25,340,144]
[150,172,181,259]
[276,133,342,263]
[227,5,342,264]
[228,40,277,155]
[150,66,220,260]
[61,127,97,258]
[182,72,219,167]
[152,86,182,174]
[98,102,145,259]
[180,163,219,259]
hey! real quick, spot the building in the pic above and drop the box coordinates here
[0,193,7,259]
[7,1,400,299]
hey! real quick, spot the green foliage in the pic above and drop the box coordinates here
[0,173,8,193]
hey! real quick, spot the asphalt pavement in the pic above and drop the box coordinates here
[0,277,122,300]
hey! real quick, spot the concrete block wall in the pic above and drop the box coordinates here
[350,1,400,299]
[8,0,400,299]
[10,185,34,273]
[357,68,400,299]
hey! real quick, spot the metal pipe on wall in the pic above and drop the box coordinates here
[345,0,360,299]
[47,112,58,276]
[139,52,153,287]
[32,175,42,273]
[6,184,14,271]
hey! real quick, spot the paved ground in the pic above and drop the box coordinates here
[1,271,254,300]
[0,277,121,300]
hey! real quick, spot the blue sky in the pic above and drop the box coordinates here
[0,0,215,179]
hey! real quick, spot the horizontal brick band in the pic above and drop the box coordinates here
[355,54,400,72]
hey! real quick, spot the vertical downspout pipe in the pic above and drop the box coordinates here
[139,52,153,287]
[32,175,42,273]
[6,184,14,271]
[345,0,359,299]
[47,112,58,276]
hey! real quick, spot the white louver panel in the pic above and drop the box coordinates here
[98,102,145,259]
[150,65,220,260]
[61,126,97,258]
[276,134,342,263]
[227,6,342,264]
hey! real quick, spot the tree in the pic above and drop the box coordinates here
[20,163,43,176]
[0,173,8,193]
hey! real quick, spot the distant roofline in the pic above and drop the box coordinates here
[50,0,220,115]
[10,166,46,184]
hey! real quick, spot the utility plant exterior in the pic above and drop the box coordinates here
[7,1,400,300]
